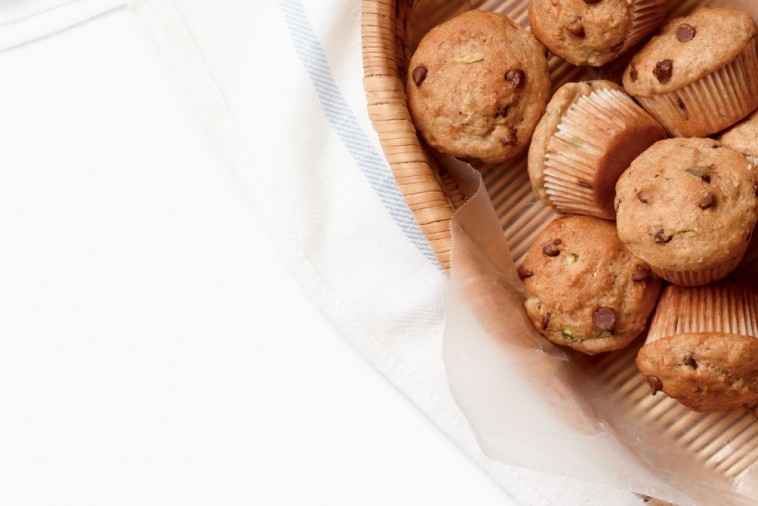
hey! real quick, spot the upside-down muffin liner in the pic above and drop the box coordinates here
[542,87,665,219]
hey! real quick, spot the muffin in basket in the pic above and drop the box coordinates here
[528,80,666,220]
[637,283,758,412]
[614,137,758,286]
[528,0,667,67]
[406,10,550,164]
[518,215,661,355]
[622,7,758,138]
[718,108,758,169]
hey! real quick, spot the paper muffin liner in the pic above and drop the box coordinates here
[636,36,758,137]
[542,88,665,219]
[619,0,668,54]
[646,283,758,345]
[650,245,749,287]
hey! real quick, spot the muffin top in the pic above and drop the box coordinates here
[718,108,758,159]
[623,7,757,97]
[528,0,632,66]
[528,80,623,207]
[406,10,550,164]
[519,215,661,355]
[615,138,758,273]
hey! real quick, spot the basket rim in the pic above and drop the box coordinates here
[360,0,457,272]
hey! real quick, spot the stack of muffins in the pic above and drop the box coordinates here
[406,4,758,412]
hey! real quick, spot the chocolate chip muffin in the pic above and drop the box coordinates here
[718,108,758,169]
[528,0,667,67]
[519,215,661,355]
[406,10,551,164]
[623,7,758,137]
[637,283,758,412]
[528,80,666,220]
[614,137,758,286]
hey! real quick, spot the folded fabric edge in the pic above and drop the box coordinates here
[0,0,125,52]
[128,0,647,504]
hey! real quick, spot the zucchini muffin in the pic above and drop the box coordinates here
[528,80,666,220]
[406,10,551,164]
[622,7,758,138]
[528,0,667,67]
[614,137,758,286]
[637,283,758,412]
[518,215,661,355]
[718,108,758,169]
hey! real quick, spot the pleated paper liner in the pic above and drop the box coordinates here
[620,0,669,54]
[541,87,665,219]
[361,0,758,503]
[651,245,751,286]
[636,36,758,137]
[646,284,758,341]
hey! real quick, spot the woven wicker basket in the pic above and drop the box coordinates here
[362,0,758,504]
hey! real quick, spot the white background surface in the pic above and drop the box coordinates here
[0,8,516,505]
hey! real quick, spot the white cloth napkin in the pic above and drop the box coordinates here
[0,0,124,50]
[1,0,647,503]
[124,0,650,504]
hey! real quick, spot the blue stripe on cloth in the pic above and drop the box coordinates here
[277,0,439,268]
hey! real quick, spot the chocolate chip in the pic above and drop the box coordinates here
[630,64,638,82]
[412,66,428,86]
[505,69,525,90]
[653,59,673,83]
[637,191,651,204]
[702,173,711,184]
[676,23,696,42]
[495,105,510,118]
[566,20,585,38]
[500,130,517,147]
[583,0,601,3]
[542,239,561,257]
[633,264,652,282]
[677,98,686,110]
[646,376,663,395]
[699,192,715,209]
[654,229,672,244]
[517,264,533,280]
[593,307,616,331]
[684,356,698,369]
[541,312,551,330]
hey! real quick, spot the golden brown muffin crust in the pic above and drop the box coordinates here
[623,7,757,97]
[529,0,631,66]
[615,138,758,273]
[520,216,661,355]
[406,10,550,164]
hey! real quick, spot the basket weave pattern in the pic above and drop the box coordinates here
[361,0,758,502]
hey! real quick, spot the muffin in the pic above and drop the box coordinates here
[528,0,667,67]
[622,7,758,138]
[614,137,758,286]
[718,108,758,168]
[636,283,758,412]
[519,215,661,355]
[528,80,666,220]
[406,10,551,164]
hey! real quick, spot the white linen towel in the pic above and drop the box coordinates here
[125,0,647,504]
